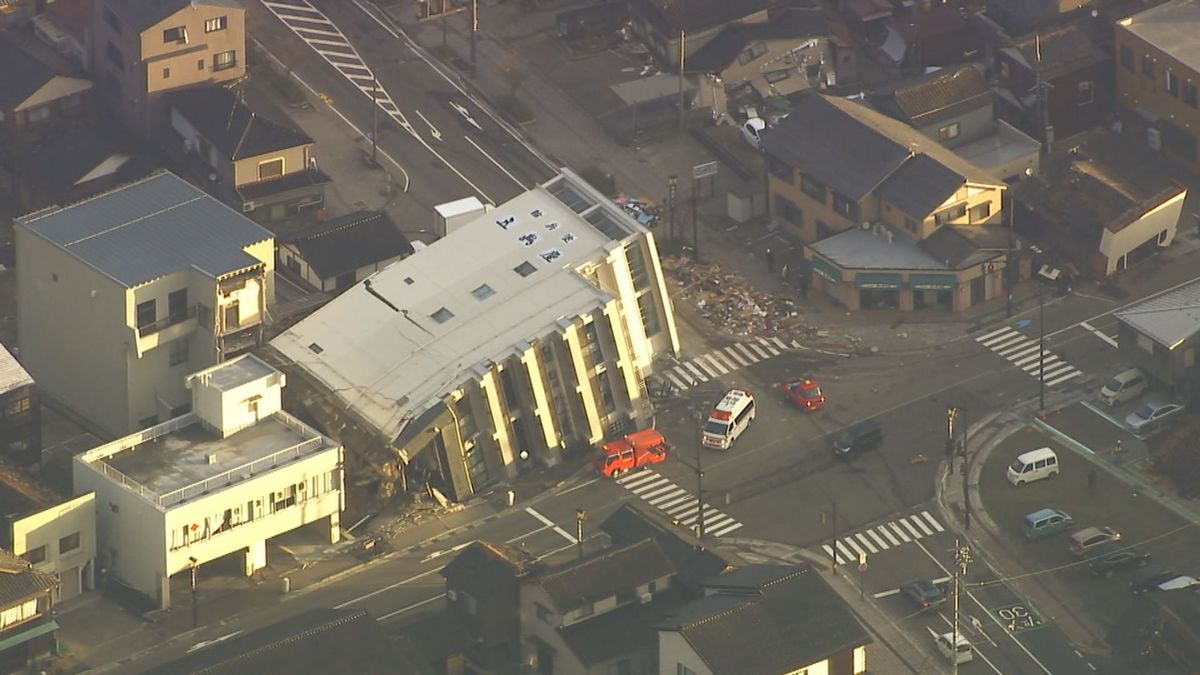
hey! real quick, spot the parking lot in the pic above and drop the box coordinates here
[979,426,1200,633]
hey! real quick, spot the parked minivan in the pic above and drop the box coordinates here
[1099,368,1147,407]
[832,419,882,457]
[701,389,756,450]
[1024,508,1073,540]
[1007,447,1059,486]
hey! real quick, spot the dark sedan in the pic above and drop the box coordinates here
[1088,543,1152,579]
[900,579,947,611]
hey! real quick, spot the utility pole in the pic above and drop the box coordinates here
[691,175,699,260]
[1039,284,1046,411]
[945,406,958,458]
[952,541,974,675]
[441,0,448,48]
[469,0,478,77]
[667,174,678,242]
[677,29,686,132]
[575,509,586,558]
[694,444,705,541]
[371,78,380,166]
[188,556,199,629]
[831,498,839,575]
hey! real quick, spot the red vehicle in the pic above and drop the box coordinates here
[780,378,826,411]
[593,428,670,477]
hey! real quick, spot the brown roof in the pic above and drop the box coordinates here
[891,66,993,125]
[441,541,536,596]
[1008,23,1108,79]
[0,550,56,608]
[535,538,675,612]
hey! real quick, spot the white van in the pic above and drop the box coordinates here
[701,389,756,450]
[934,632,974,665]
[1007,447,1060,486]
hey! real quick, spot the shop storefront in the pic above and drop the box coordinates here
[856,273,902,310]
[812,257,849,307]
[910,274,956,310]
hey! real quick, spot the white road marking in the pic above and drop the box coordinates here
[854,532,878,554]
[876,525,901,547]
[722,345,752,367]
[700,353,729,375]
[525,507,576,543]
[414,109,442,141]
[463,134,528,189]
[921,511,945,532]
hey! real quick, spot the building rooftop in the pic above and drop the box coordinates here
[0,461,62,549]
[0,345,33,397]
[1004,22,1108,80]
[810,224,948,270]
[629,0,775,35]
[16,171,273,289]
[283,210,414,279]
[952,119,1043,175]
[0,549,57,607]
[877,65,993,126]
[106,0,242,34]
[193,352,277,392]
[269,170,647,443]
[1115,279,1200,348]
[80,411,335,507]
[167,86,312,161]
[685,3,832,73]
[1119,0,1200,74]
[535,538,675,613]
[0,34,57,109]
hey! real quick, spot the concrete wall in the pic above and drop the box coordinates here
[1116,24,1200,171]
[1098,189,1185,276]
[659,631,712,675]
[16,224,130,437]
[168,108,230,183]
[233,146,310,188]
[915,104,994,148]
[11,492,96,601]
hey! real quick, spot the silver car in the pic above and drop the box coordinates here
[1124,401,1186,435]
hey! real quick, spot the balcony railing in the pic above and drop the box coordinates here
[158,435,327,507]
[136,306,197,337]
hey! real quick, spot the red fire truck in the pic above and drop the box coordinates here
[780,378,826,411]
[593,428,670,477]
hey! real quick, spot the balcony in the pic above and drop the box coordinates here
[219,324,261,356]
[133,306,198,356]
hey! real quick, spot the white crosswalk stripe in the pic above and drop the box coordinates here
[651,337,798,395]
[975,326,1083,387]
[820,511,946,565]
[615,470,743,538]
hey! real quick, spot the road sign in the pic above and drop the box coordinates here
[692,161,718,180]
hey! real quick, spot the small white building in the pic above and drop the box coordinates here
[73,354,343,609]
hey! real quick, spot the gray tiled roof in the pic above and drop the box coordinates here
[1115,279,1200,347]
[662,564,870,675]
[0,344,33,396]
[167,86,311,161]
[17,171,272,288]
[810,225,948,271]
[0,550,56,607]
[875,154,966,219]
[283,210,413,279]
[536,539,675,612]
[629,0,776,35]
[107,0,242,33]
[0,35,55,109]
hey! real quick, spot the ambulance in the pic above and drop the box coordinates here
[701,389,756,450]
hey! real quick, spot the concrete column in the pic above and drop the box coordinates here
[159,574,171,610]
[563,321,603,443]
[601,303,643,416]
[328,510,341,544]
[479,370,518,473]
[641,231,681,357]
[519,345,560,465]
[244,540,267,576]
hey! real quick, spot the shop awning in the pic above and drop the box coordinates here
[811,257,842,282]
[909,274,956,290]
[855,273,902,289]
[0,619,57,652]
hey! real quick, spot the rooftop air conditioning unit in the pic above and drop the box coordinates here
[639,592,652,604]
[242,201,256,213]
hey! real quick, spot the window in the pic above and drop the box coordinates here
[21,546,45,565]
[831,191,858,220]
[1165,69,1179,97]
[169,288,188,322]
[431,307,454,323]
[737,41,768,64]
[258,158,284,180]
[105,42,124,70]
[1120,44,1132,70]
[197,58,205,71]
[169,339,189,367]
[103,7,121,33]
[904,217,917,233]
[969,202,991,223]
[1077,80,1094,105]
[764,68,791,84]
[577,602,595,618]
[536,602,554,624]
[800,173,826,202]
[136,299,156,330]
[774,195,802,224]
[162,67,170,79]
[59,533,80,554]
[5,397,30,417]
[938,122,960,141]
[0,599,37,630]
[935,203,967,225]
[1184,80,1198,108]
[514,261,536,277]
[471,283,495,300]
[597,372,615,413]
[213,50,237,71]
[1142,54,1155,77]
[163,26,187,43]
[637,293,661,337]
[205,16,228,32]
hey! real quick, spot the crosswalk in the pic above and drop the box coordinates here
[822,511,945,565]
[615,470,743,538]
[260,0,422,139]
[975,326,1083,387]
[653,337,801,394]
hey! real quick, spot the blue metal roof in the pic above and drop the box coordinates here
[18,172,272,288]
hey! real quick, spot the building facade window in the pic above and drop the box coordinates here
[831,191,858,220]
[1120,44,1132,70]
[938,122,960,141]
[103,7,121,33]
[800,174,826,202]
[162,67,170,79]
[163,26,187,43]
[536,602,554,624]
[935,203,967,226]
[774,195,802,225]
[1142,54,1155,77]
[59,532,80,554]
[169,288,189,322]
[969,202,991,223]
[205,16,228,32]
[637,293,661,337]
[258,157,284,180]
[1077,81,1094,105]
[169,339,189,367]
[213,50,237,71]
[136,299,156,330]
[1165,69,1179,97]
[1184,81,1198,108]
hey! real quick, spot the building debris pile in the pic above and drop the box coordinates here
[613,195,661,227]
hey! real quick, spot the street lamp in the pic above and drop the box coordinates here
[951,542,973,675]
[576,509,586,558]
[188,556,199,629]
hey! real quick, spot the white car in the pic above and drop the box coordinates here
[1124,401,1186,436]
[930,629,973,664]
[741,118,766,150]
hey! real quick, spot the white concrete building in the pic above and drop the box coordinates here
[270,170,680,501]
[15,170,275,437]
[73,354,343,609]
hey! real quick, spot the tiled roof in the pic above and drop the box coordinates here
[441,541,536,597]
[561,588,685,666]
[0,550,56,607]
[1115,279,1200,347]
[22,124,139,193]
[536,538,674,612]
[282,210,412,279]
[1119,0,1200,74]
[0,36,55,110]
[235,168,332,202]
[875,154,966,218]
[1006,23,1107,79]
[685,4,831,73]
[662,564,870,675]
[888,65,993,125]
[0,344,32,396]
[141,608,408,674]
[16,171,273,288]
[168,86,311,161]
[106,0,242,33]
[628,0,776,35]
[599,503,736,590]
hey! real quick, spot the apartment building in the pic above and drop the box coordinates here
[1115,0,1200,172]
[93,0,245,136]
[270,170,680,502]
[15,170,274,438]
[73,354,343,609]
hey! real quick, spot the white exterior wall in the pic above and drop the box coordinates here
[169,108,224,178]
[11,492,97,601]
[16,225,131,437]
[188,369,284,436]
[1098,190,1186,276]
[659,632,713,675]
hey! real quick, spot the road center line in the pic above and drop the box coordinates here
[464,135,529,190]
[525,507,577,543]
